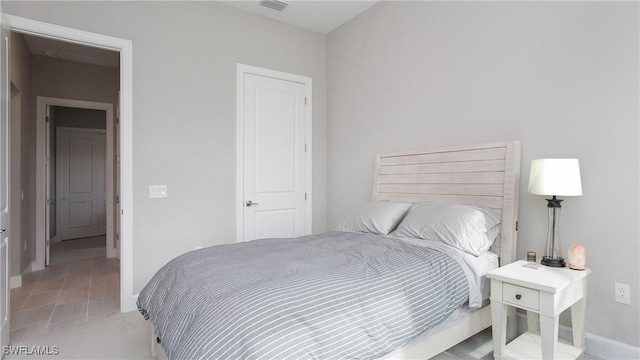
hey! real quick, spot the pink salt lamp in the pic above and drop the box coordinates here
[567,243,587,270]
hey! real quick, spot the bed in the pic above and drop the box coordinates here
[138,141,521,360]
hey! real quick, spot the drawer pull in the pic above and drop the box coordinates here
[515,294,522,300]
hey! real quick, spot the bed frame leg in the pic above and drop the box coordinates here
[150,322,157,358]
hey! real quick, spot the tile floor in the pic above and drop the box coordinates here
[49,235,107,266]
[9,242,120,343]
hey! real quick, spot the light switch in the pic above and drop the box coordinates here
[149,185,168,198]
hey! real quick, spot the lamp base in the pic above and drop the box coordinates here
[541,256,566,267]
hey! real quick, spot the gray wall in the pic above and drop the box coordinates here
[32,55,119,104]
[9,32,32,277]
[327,2,638,346]
[3,1,328,294]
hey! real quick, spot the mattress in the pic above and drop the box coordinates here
[137,231,493,360]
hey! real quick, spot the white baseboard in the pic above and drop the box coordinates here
[31,260,44,272]
[10,275,22,289]
[517,312,639,359]
[122,293,139,313]
[582,331,640,360]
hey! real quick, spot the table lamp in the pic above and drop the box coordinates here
[528,159,582,267]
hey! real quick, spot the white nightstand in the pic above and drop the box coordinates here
[487,260,591,360]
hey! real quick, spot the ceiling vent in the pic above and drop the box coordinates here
[259,0,288,12]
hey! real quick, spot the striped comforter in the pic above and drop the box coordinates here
[137,231,469,360]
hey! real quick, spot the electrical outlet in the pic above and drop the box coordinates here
[615,283,631,305]
[23,241,27,251]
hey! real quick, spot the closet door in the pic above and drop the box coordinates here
[242,73,307,241]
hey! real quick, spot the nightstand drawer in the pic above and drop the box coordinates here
[503,283,539,310]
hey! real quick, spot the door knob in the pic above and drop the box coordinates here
[0,229,6,233]
[245,200,259,207]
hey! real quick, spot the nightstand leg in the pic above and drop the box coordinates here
[491,301,508,360]
[540,314,559,359]
[527,311,539,334]
[571,297,586,351]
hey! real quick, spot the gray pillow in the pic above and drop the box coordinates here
[335,202,412,235]
[390,202,501,256]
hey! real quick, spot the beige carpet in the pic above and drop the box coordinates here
[5,311,151,360]
[5,313,489,360]
[4,312,605,360]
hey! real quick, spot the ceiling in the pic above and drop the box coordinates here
[20,1,378,68]
[221,1,378,34]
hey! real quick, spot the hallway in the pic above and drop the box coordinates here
[9,255,120,343]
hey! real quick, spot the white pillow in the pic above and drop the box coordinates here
[335,202,412,235]
[390,202,501,256]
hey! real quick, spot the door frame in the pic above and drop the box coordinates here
[38,99,114,259]
[1,10,11,351]
[235,64,312,243]
[5,15,135,312]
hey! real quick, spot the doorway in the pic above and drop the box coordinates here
[6,52,121,340]
[37,100,116,269]
[2,14,134,317]
[49,106,110,267]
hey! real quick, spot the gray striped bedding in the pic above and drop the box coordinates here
[137,231,469,360]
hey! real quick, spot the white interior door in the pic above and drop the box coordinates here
[56,127,106,241]
[242,73,307,241]
[0,17,11,356]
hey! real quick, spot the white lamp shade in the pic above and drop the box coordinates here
[528,159,583,196]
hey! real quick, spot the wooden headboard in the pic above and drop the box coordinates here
[371,141,521,265]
